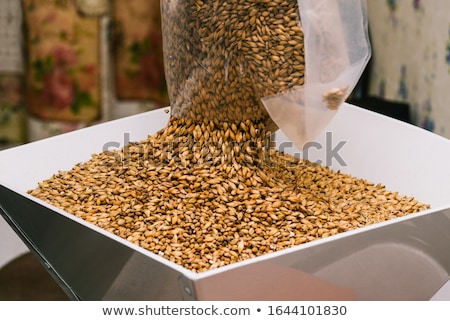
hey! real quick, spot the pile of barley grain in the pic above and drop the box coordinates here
[28,116,429,273]
[161,0,304,131]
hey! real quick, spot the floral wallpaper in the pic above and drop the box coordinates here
[0,0,25,148]
[0,75,26,145]
[111,0,168,105]
[22,0,101,122]
[0,0,167,148]
[367,0,450,138]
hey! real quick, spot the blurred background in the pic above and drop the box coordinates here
[1,0,450,300]
[0,0,168,151]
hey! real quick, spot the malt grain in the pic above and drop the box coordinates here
[28,116,430,272]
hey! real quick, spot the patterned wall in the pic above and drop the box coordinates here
[0,0,167,149]
[367,0,450,138]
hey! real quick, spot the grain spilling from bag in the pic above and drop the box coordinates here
[28,115,430,273]
[162,0,305,131]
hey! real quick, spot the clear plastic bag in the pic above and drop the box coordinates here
[262,0,371,149]
[161,0,305,132]
[161,0,371,148]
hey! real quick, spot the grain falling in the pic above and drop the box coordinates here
[28,116,430,273]
[161,0,305,132]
